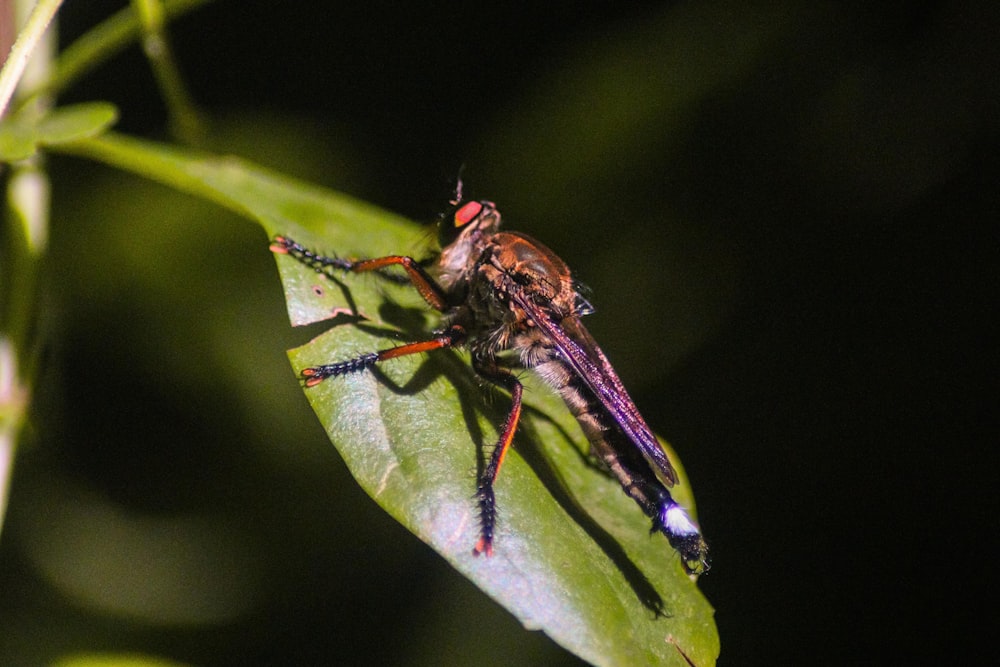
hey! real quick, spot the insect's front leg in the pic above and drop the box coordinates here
[470,356,524,557]
[270,235,449,311]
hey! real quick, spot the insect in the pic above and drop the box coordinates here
[270,185,710,574]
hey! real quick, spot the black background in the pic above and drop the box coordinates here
[2,1,996,664]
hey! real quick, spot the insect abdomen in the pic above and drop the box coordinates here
[536,357,710,573]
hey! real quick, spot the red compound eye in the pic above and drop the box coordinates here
[454,201,483,227]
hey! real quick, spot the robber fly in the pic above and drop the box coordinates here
[270,185,710,574]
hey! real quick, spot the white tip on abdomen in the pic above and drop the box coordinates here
[662,503,700,536]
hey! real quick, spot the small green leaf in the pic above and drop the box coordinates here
[1,103,118,162]
[0,118,37,161]
[51,133,719,666]
[36,102,119,145]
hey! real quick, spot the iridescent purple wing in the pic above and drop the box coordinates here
[509,289,679,486]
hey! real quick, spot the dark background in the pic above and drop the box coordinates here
[2,1,996,664]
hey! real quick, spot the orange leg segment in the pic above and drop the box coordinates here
[270,235,448,311]
[472,364,524,557]
[300,326,466,386]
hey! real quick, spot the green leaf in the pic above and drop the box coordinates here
[0,117,37,161]
[0,102,118,162]
[52,133,719,666]
[36,102,119,145]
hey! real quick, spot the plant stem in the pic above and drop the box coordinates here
[0,0,63,119]
[0,0,57,537]
[0,338,27,536]
[13,0,213,116]
[131,0,205,143]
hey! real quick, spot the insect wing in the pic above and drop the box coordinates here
[510,289,679,486]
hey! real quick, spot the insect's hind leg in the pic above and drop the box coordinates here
[470,359,524,557]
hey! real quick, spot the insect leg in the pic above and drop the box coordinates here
[270,235,449,311]
[470,360,524,557]
[301,326,466,386]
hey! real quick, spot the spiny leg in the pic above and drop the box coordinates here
[300,325,466,386]
[471,361,524,557]
[270,235,448,311]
